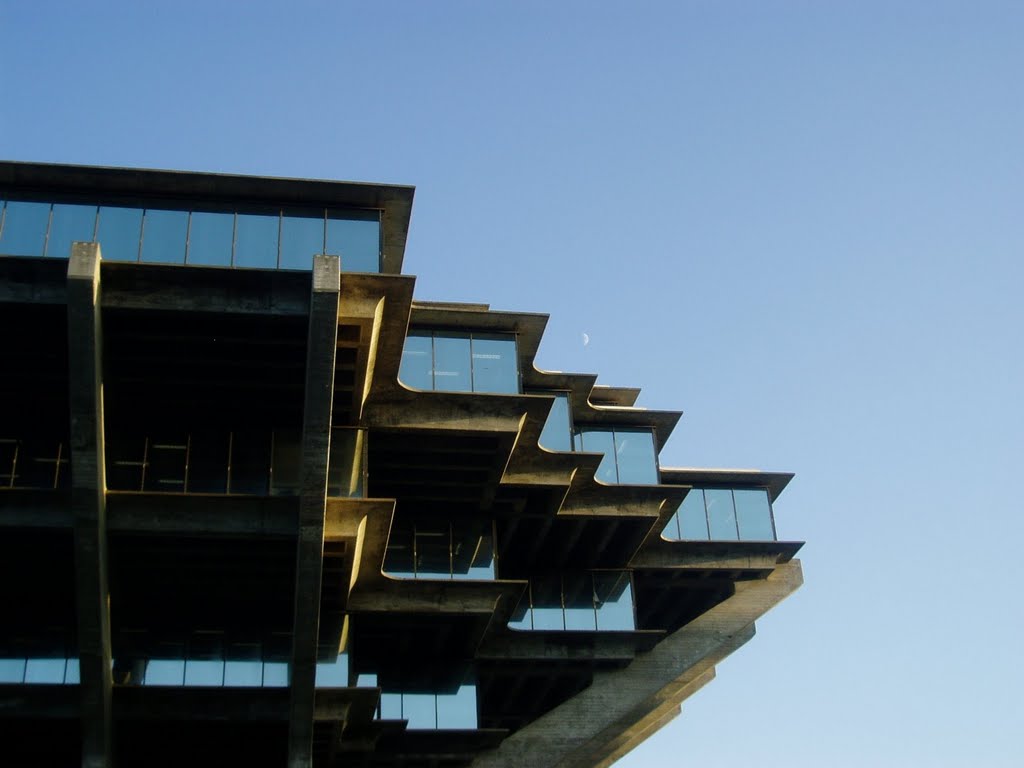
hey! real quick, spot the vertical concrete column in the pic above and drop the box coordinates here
[288,255,341,768]
[67,242,112,768]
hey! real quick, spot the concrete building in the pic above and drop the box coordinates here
[0,161,803,767]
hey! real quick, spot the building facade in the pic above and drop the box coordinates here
[0,161,803,767]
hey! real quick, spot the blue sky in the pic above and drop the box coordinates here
[3,2,1022,766]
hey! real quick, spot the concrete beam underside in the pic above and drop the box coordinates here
[287,255,341,768]
[67,242,112,768]
[470,560,803,768]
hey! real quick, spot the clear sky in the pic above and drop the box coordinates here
[3,2,1022,766]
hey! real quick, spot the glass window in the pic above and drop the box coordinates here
[262,662,289,687]
[471,334,519,394]
[1,201,51,255]
[576,429,617,484]
[403,692,437,729]
[46,203,97,258]
[562,573,597,631]
[186,431,230,493]
[508,596,531,630]
[414,522,451,578]
[96,206,143,262]
[380,691,402,720]
[705,489,739,540]
[326,213,380,273]
[0,658,26,683]
[185,632,224,687]
[140,209,188,264]
[143,434,188,492]
[235,212,279,268]
[735,488,775,540]
[613,429,658,484]
[187,211,234,266]
[538,393,573,452]
[432,333,472,392]
[676,489,710,540]
[594,571,635,630]
[451,520,494,580]
[228,430,271,494]
[315,653,349,687]
[529,578,564,630]
[383,519,416,579]
[145,658,185,686]
[65,658,80,684]
[224,641,262,687]
[436,682,477,729]
[280,212,325,270]
[399,333,434,390]
[24,657,69,685]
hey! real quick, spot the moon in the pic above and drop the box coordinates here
[582,333,590,347]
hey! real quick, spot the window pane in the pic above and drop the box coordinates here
[25,657,68,685]
[471,334,519,394]
[65,658,80,684]
[451,520,494,580]
[96,206,143,262]
[705,489,739,540]
[105,434,147,491]
[577,429,617,484]
[47,204,97,258]
[280,213,324,270]
[186,430,229,493]
[228,430,271,494]
[562,573,597,631]
[594,571,635,630]
[508,595,531,630]
[140,209,188,263]
[383,519,416,579]
[235,212,279,268]
[224,641,262,687]
[414,522,451,578]
[185,632,224,686]
[403,692,437,729]
[677,489,710,540]
[1,201,50,255]
[436,682,477,729]
[613,429,658,485]
[262,662,289,687]
[735,488,775,540]
[529,578,564,630]
[145,658,185,686]
[432,333,472,392]
[538,393,572,452]
[143,434,188,492]
[327,213,380,273]
[0,658,26,683]
[399,333,433,390]
[187,211,234,266]
[380,691,402,720]
[315,653,349,687]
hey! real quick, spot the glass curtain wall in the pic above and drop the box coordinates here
[664,487,777,541]
[384,519,495,580]
[0,199,381,271]
[355,671,478,729]
[508,571,635,631]
[575,427,659,484]
[399,331,520,394]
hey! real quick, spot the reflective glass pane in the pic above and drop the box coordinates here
[47,204,97,258]
[436,682,477,729]
[187,211,233,266]
[1,201,50,255]
[0,658,26,683]
[530,578,564,630]
[185,632,224,687]
[280,213,324,270]
[262,662,289,687]
[706,489,739,540]
[538,393,572,452]
[141,209,188,263]
[65,658,80,684]
[25,657,67,684]
[735,488,775,540]
[327,428,364,498]
[562,573,597,631]
[677,489,710,540]
[399,333,433,390]
[451,521,494,580]
[263,635,290,687]
[415,522,451,578]
[224,640,262,687]
[403,692,437,729]
[432,333,472,392]
[471,334,519,394]
[327,213,380,273]
[613,429,658,484]
[384,519,416,579]
[594,572,635,630]
[508,596,531,630]
[577,429,617,484]
[235,212,279,268]
[315,653,349,687]
[380,691,402,720]
[96,206,143,262]
[145,659,185,686]
[270,429,301,496]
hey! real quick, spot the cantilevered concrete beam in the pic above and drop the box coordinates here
[470,561,803,768]
[67,243,112,768]
[288,255,341,768]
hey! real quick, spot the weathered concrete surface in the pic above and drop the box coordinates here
[288,255,341,768]
[67,242,112,768]
[470,561,803,768]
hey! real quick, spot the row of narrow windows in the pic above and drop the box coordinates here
[0,199,381,271]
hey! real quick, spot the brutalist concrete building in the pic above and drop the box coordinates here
[0,161,803,768]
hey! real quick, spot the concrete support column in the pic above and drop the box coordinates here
[288,255,341,767]
[67,242,113,768]
[471,561,803,768]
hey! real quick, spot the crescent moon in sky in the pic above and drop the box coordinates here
[582,333,590,347]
